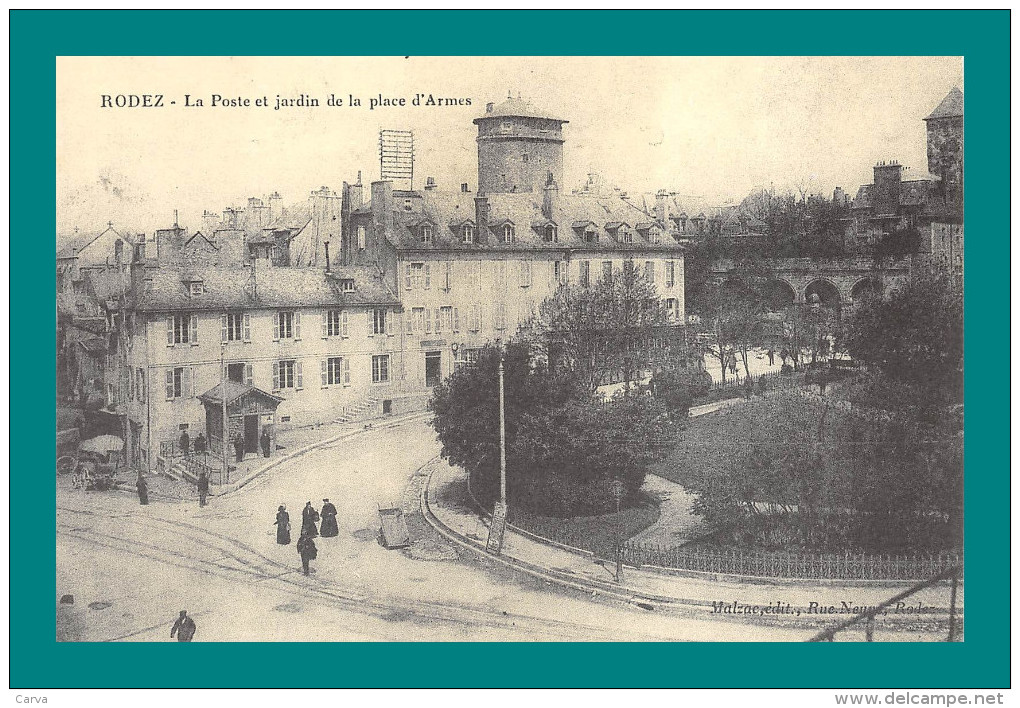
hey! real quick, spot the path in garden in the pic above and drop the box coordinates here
[629,474,708,546]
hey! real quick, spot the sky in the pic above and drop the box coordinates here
[56,56,962,238]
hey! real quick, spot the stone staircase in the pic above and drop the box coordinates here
[335,395,379,424]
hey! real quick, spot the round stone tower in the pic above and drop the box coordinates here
[473,96,568,195]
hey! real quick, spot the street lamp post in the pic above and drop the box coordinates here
[486,348,509,556]
[220,344,228,484]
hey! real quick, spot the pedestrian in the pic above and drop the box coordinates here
[233,433,245,463]
[767,348,775,366]
[297,533,317,576]
[136,475,149,506]
[197,471,210,507]
[320,498,338,538]
[194,433,206,455]
[179,429,190,456]
[743,376,753,400]
[275,504,291,545]
[301,501,320,538]
[170,610,196,642]
[260,429,271,458]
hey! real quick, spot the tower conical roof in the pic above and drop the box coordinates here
[475,96,567,123]
[925,87,963,120]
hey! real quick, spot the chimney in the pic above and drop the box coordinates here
[474,196,489,243]
[268,191,282,220]
[486,102,494,113]
[542,173,558,221]
[655,189,670,225]
[173,210,179,227]
[371,181,394,255]
[324,241,331,273]
[461,183,470,193]
[425,177,437,190]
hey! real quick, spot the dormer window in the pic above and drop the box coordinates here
[403,199,413,212]
[340,278,355,293]
[499,121,513,134]
[462,225,475,244]
[503,224,515,244]
[544,225,558,243]
[584,227,599,244]
[649,227,661,245]
[421,224,433,244]
[620,228,633,244]
[189,281,203,296]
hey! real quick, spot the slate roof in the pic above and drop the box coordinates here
[379,190,685,254]
[851,180,937,211]
[474,96,567,123]
[133,265,398,312]
[198,382,284,407]
[925,87,963,120]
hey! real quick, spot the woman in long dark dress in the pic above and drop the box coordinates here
[274,505,291,545]
[301,501,320,538]
[319,499,339,538]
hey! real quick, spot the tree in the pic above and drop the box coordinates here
[430,343,678,517]
[519,266,680,395]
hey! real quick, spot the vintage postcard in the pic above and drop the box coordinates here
[55,55,964,644]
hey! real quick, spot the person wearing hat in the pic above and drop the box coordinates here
[170,610,196,642]
[320,499,338,538]
[274,504,291,545]
[136,475,149,506]
[296,533,317,576]
[301,501,320,538]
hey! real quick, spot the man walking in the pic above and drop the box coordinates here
[260,429,271,458]
[767,348,775,366]
[296,534,317,576]
[197,472,210,507]
[179,429,190,456]
[170,610,196,642]
[193,433,207,456]
[233,433,245,463]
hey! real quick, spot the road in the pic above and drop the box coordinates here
[57,416,812,642]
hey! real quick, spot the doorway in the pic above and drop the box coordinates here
[425,351,441,387]
[244,415,259,454]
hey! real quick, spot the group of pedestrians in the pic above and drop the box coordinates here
[178,429,273,463]
[274,499,340,576]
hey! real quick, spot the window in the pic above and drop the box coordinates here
[623,260,635,277]
[357,226,366,250]
[602,261,613,282]
[645,261,656,284]
[325,309,342,337]
[373,308,388,335]
[466,261,481,287]
[499,121,513,134]
[340,278,355,293]
[665,261,676,288]
[666,298,680,322]
[274,359,301,390]
[649,227,661,245]
[274,311,300,340]
[404,262,431,290]
[323,356,349,387]
[442,261,452,291]
[164,366,193,400]
[455,347,481,370]
[579,260,591,288]
[462,225,475,244]
[522,153,530,163]
[503,224,515,244]
[136,368,146,403]
[372,354,390,383]
[421,224,433,244]
[495,261,507,290]
[189,281,203,296]
[544,225,558,243]
[584,227,599,244]
[469,304,482,332]
[553,261,568,285]
[440,306,454,333]
[493,303,507,331]
[620,228,633,244]
[519,260,532,287]
[167,314,198,345]
[222,312,249,342]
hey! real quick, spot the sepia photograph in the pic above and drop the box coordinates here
[54,54,964,645]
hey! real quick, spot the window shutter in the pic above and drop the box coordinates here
[321,359,328,388]
[434,308,442,334]
[245,363,253,386]
[184,366,194,397]
[386,309,394,336]
[453,307,460,332]
[221,315,228,343]
[272,362,280,391]
[405,311,414,335]
[273,312,280,341]
[425,308,433,335]
[190,315,198,344]
[321,312,328,338]
[243,313,251,342]
[295,361,303,390]
[445,261,452,290]
[405,263,412,290]
[294,312,302,340]
[343,357,350,385]
[166,317,174,346]
[341,310,349,338]
[424,263,431,290]
[165,370,174,400]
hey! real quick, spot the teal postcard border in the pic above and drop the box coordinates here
[12,9,1009,688]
